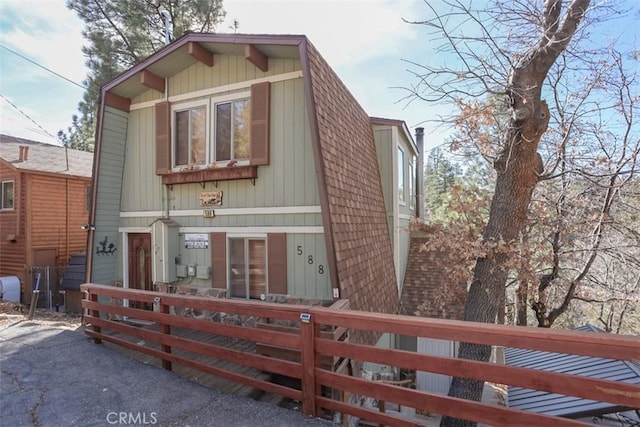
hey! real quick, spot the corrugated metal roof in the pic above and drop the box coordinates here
[0,135,93,178]
[505,324,640,418]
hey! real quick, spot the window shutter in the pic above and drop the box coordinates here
[211,232,227,289]
[155,101,171,175]
[250,81,270,166]
[267,233,287,294]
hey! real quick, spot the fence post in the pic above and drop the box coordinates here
[89,290,102,344]
[300,312,318,417]
[159,298,172,371]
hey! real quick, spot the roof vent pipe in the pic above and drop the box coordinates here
[160,11,172,46]
[160,10,171,100]
[415,127,425,221]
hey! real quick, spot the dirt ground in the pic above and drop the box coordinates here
[0,300,82,329]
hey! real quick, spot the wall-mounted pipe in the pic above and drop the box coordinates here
[415,127,425,221]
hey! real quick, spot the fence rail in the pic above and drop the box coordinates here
[81,283,639,427]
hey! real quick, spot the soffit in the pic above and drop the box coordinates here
[106,34,303,100]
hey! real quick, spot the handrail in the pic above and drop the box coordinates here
[81,283,640,427]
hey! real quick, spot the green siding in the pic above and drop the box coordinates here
[287,233,331,298]
[168,57,301,96]
[374,127,394,225]
[374,124,417,291]
[397,131,417,218]
[167,231,330,297]
[121,107,163,212]
[91,107,129,284]
[121,76,318,216]
[111,54,328,296]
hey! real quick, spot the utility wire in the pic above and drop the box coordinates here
[0,43,86,89]
[0,93,56,138]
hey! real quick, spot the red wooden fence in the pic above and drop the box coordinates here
[81,283,639,427]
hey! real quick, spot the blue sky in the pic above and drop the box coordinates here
[0,0,445,148]
[0,0,637,151]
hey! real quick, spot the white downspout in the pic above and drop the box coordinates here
[160,10,171,219]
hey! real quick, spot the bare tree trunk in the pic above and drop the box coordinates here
[440,2,590,426]
[516,283,528,326]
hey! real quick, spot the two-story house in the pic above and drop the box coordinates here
[87,33,421,344]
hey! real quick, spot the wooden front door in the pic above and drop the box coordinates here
[127,233,152,310]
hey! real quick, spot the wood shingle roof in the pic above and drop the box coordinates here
[302,40,399,331]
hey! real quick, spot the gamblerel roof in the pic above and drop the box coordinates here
[95,33,400,344]
[301,39,399,330]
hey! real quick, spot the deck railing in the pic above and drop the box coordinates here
[81,283,639,427]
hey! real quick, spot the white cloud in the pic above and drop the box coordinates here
[0,0,88,84]
[0,0,450,148]
[222,0,420,67]
[220,0,448,144]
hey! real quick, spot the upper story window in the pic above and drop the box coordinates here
[215,98,251,162]
[172,93,251,169]
[174,103,207,167]
[156,82,270,181]
[398,148,405,204]
[1,181,14,210]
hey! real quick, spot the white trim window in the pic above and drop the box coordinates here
[228,236,267,299]
[172,91,251,170]
[1,180,14,210]
[398,148,406,205]
[214,98,251,162]
[173,100,207,167]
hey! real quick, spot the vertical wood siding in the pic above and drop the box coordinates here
[374,128,394,221]
[373,124,416,291]
[121,74,317,214]
[286,233,330,298]
[397,131,417,218]
[91,107,129,284]
[105,55,326,296]
[396,130,416,288]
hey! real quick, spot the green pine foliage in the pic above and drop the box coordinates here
[59,0,226,151]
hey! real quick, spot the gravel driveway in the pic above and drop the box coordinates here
[0,317,334,427]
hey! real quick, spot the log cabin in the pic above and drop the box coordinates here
[0,135,93,303]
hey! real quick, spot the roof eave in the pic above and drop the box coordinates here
[370,116,419,155]
[103,32,307,94]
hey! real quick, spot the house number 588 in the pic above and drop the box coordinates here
[297,245,324,274]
